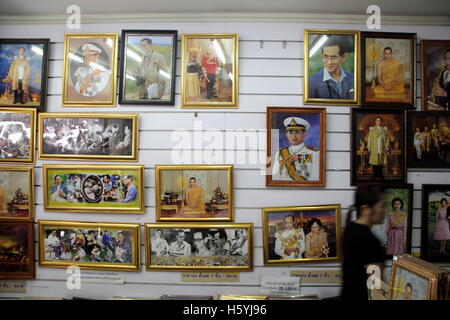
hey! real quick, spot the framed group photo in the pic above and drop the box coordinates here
[62,33,119,107]
[0,166,34,220]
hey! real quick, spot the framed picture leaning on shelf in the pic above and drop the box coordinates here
[0,166,34,220]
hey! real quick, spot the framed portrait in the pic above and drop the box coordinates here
[421,40,450,111]
[0,166,34,220]
[119,30,177,105]
[0,38,49,112]
[351,108,406,185]
[304,29,360,106]
[155,165,233,221]
[38,113,138,161]
[262,204,341,265]
[43,164,144,213]
[181,33,238,108]
[266,107,326,187]
[0,219,35,279]
[62,33,119,107]
[420,184,450,263]
[38,220,140,271]
[371,184,413,258]
[407,111,450,168]
[0,107,36,164]
[145,223,252,271]
[361,32,416,108]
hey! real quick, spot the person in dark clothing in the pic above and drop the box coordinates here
[341,183,387,300]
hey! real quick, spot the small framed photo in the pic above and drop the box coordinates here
[420,40,450,111]
[0,107,36,164]
[155,165,233,222]
[62,33,119,107]
[38,113,138,161]
[0,38,49,112]
[181,33,238,108]
[0,166,34,220]
[43,164,144,213]
[304,29,360,106]
[371,184,413,258]
[145,223,252,271]
[0,219,35,279]
[38,220,140,271]
[407,111,450,168]
[119,30,177,105]
[361,32,416,108]
[262,204,341,265]
[421,184,450,262]
[266,107,326,187]
[351,108,406,185]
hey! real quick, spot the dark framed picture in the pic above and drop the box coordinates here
[371,184,413,258]
[351,108,406,185]
[420,40,450,111]
[421,184,450,263]
[361,32,416,108]
[0,38,49,112]
[0,166,34,220]
[0,219,35,279]
[119,30,177,105]
[266,107,326,187]
[407,111,450,168]
[304,29,360,106]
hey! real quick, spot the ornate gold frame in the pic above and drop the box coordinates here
[181,33,239,108]
[38,220,141,272]
[0,166,34,220]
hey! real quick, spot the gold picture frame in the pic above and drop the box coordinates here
[181,33,238,108]
[155,165,234,222]
[38,113,138,161]
[38,220,141,272]
[304,29,360,106]
[0,166,34,220]
[262,204,341,265]
[62,33,119,107]
[0,107,36,164]
[145,222,253,271]
[43,164,145,213]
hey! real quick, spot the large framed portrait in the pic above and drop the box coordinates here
[0,166,34,220]
[38,220,140,271]
[119,30,177,105]
[62,33,119,107]
[351,108,406,185]
[262,204,341,265]
[0,219,35,279]
[145,223,252,271]
[43,164,144,213]
[407,111,450,168]
[420,40,450,111]
[304,29,360,106]
[266,107,326,187]
[361,32,416,108]
[38,113,138,161]
[0,107,36,164]
[0,38,49,112]
[155,165,233,221]
[181,33,238,108]
[371,184,413,258]
[420,184,450,263]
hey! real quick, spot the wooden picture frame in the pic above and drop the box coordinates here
[0,166,34,220]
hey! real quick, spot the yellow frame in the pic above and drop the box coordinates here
[145,222,253,272]
[38,112,139,161]
[303,29,361,106]
[155,164,234,222]
[38,220,141,272]
[181,33,239,109]
[43,164,145,213]
[262,204,341,265]
[0,107,36,164]
[0,166,34,220]
[62,33,119,107]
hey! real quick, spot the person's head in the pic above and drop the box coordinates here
[347,183,386,227]
[193,231,205,249]
[283,215,295,230]
[140,38,153,53]
[416,127,420,132]
[383,47,393,60]
[234,230,241,238]
[375,117,382,126]
[433,123,437,129]
[284,117,309,146]
[424,126,428,131]
[308,218,323,234]
[51,230,56,236]
[53,175,61,185]
[213,230,228,247]
[81,43,101,65]
[118,232,125,242]
[122,175,133,187]
[321,37,349,75]
[392,197,404,211]
[103,175,111,183]
[18,47,25,56]
[441,198,448,207]
[189,177,197,188]
[156,229,163,238]
[176,230,185,243]
[444,49,450,70]
[405,283,413,300]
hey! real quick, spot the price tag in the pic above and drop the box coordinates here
[260,276,300,296]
